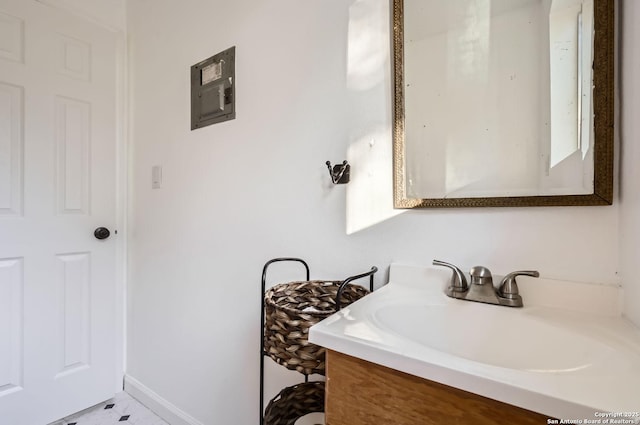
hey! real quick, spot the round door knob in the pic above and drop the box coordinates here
[94,227,111,240]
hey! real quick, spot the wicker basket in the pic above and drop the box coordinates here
[264,280,369,375]
[263,381,324,425]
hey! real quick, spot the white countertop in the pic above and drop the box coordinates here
[309,263,640,421]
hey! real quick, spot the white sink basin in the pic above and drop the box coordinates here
[309,264,640,418]
[371,301,614,372]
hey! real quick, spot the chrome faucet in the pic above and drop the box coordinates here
[432,260,539,307]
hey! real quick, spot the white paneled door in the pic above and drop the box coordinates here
[0,0,119,424]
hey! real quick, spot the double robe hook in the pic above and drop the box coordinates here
[325,160,350,184]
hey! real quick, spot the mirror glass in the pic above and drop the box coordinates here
[393,0,614,208]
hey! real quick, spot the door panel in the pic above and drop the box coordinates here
[55,95,91,215]
[55,252,91,378]
[0,0,119,423]
[0,82,23,216]
[0,11,24,63]
[0,257,23,395]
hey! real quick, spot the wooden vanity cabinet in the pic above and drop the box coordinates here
[325,350,549,425]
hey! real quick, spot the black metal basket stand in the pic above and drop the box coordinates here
[260,257,377,425]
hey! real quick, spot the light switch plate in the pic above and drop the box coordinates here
[152,165,162,189]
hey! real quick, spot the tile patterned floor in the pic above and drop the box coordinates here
[50,392,168,425]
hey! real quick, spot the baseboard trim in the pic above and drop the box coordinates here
[124,375,204,425]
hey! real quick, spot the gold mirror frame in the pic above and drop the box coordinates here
[393,0,615,208]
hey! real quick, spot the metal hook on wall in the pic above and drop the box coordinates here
[326,160,350,184]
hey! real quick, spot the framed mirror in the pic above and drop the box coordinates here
[392,0,614,208]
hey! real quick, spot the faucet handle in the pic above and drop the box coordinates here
[498,271,540,300]
[432,260,468,293]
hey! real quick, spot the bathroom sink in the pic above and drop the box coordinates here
[371,301,613,372]
[309,264,640,418]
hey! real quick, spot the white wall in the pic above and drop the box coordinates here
[620,0,640,327]
[126,0,623,423]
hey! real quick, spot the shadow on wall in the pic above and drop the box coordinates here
[346,0,405,235]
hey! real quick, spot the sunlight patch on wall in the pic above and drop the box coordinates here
[346,128,403,235]
[345,0,404,235]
